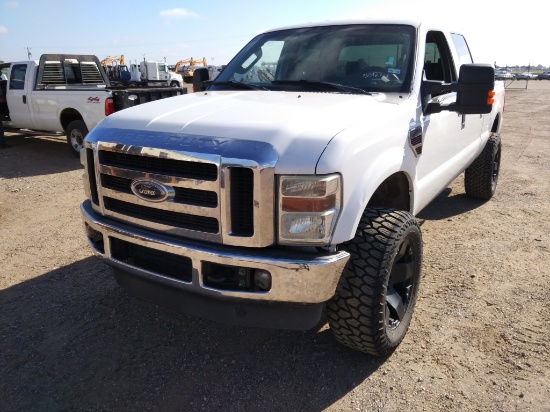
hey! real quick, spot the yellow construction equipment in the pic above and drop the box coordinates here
[174,57,208,83]
[100,55,125,67]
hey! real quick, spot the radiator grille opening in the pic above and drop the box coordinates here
[230,168,254,237]
[86,149,99,205]
[104,197,219,233]
[110,237,192,282]
[99,151,218,181]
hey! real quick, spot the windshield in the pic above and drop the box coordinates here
[211,24,416,94]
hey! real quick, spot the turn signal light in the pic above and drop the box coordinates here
[487,90,495,105]
[282,195,336,212]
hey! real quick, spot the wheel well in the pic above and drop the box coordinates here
[491,113,501,133]
[366,172,411,212]
[60,109,84,131]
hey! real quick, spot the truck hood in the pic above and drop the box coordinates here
[96,90,401,173]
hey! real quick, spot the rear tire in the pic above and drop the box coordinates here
[327,208,422,356]
[66,120,88,157]
[464,133,501,200]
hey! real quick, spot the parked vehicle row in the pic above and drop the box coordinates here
[514,72,536,80]
[495,68,550,80]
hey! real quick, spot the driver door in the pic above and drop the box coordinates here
[5,63,37,129]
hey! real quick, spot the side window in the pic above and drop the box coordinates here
[450,33,473,66]
[9,64,27,90]
[424,31,457,94]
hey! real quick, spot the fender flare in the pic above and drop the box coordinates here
[330,146,415,244]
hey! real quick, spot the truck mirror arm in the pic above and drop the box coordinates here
[423,79,494,115]
[422,63,495,116]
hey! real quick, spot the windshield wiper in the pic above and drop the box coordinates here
[213,80,268,91]
[273,79,373,95]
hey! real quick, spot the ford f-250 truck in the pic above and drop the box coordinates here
[0,54,185,156]
[80,19,505,356]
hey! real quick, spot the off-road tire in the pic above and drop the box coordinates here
[464,133,501,200]
[327,208,422,356]
[66,119,88,157]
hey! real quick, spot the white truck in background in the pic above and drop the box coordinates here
[81,19,505,356]
[127,60,184,88]
[0,54,185,156]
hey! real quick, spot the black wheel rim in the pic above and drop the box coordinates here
[386,236,419,330]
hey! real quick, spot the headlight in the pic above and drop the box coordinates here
[278,174,341,245]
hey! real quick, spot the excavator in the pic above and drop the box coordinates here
[173,57,208,83]
[100,55,131,85]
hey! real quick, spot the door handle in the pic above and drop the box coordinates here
[22,95,27,104]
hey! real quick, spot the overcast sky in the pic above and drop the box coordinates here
[0,0,544,67]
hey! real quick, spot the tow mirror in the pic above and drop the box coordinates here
[192,68,211,92]
[423,64,495,115]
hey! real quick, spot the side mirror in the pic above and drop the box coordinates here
[192,67,210,92]
[423,64,495,115]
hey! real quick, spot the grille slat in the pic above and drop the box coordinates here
[104,197,219,233]
[99,151,218,181]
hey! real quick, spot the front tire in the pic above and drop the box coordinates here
[464,133,501,200]
[66,120,88,157]
[327,208,422,356]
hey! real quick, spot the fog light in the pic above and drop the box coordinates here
[85,224,104,254]
[254,269,272,291]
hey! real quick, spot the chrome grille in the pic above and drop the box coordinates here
[99,151,218,180]
[101,175,218,207]
[103,197,220,233]
[84,133,277,247]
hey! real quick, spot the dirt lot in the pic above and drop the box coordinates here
[1,80,549,411]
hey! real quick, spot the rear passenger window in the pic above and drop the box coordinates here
[424,31,457,95]
[451,33,473,66]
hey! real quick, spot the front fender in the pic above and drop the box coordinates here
[316,126,417,244]
[340,147,414,243]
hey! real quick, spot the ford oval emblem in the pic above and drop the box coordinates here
[131,179,172,202]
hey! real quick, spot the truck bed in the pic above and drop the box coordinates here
[110,87,184,111]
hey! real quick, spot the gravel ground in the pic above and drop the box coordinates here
[1,79,549,411]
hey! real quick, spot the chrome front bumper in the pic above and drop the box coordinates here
[81,200,349,305]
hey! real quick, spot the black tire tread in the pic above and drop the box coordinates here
[327,208,421,356]
[464,133,501,200]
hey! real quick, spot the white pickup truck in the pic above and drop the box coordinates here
[0,54,184,156]
[80,19,505,356]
